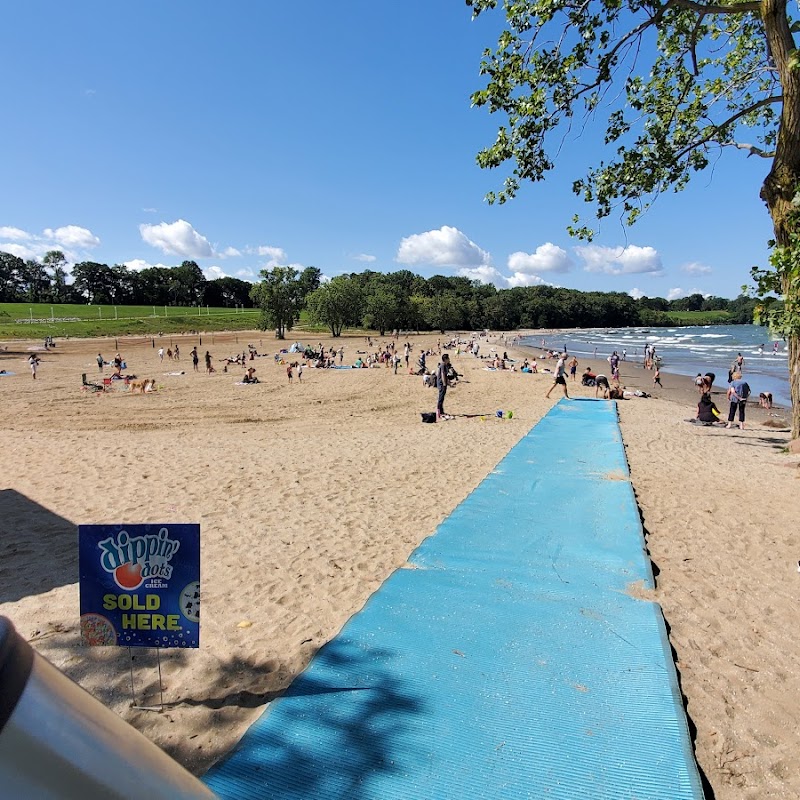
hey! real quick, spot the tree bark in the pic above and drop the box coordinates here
[760,0,800,438]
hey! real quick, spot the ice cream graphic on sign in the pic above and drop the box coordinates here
[78,523,200,648]
[98,527,181,590]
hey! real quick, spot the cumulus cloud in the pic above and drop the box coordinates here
[139,219,214,259]
[1,224,101,262]
[0,242,39,260]
[354,253,376,263]
[0,226,31,240]
[506,272,554,288]
[397,226,491,269]
[507,243,571,274]
[577,244,663,275]
[254,245,286,260]
[204,265,229,280]
[221,246,241,258]
[43,225,100,250]
[680,261,712,275]
[628,288,645,299]
[123,259,172,272]
[667,287,684,300]
[456,265,508,286]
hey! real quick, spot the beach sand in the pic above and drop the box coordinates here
[1,331,798,799]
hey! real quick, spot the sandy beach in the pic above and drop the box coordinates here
[1,330,798,799]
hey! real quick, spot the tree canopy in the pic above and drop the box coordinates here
[467,0,800,436]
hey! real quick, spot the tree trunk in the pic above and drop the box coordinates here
[760,0,800,439]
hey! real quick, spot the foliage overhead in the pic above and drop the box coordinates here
[467,0,800,436]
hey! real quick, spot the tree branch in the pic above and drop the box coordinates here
[723,141,777,157]
[670,0,761,14]
[674,95,783,159]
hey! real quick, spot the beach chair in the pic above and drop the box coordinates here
[81,373,104,393]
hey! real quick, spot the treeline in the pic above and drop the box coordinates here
[0,250,757,335]
[0,251,255,308]
[254,267,758,337]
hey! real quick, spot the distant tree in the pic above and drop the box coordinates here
[138,267,173,306]
[205,277,253,307]
[72,261,114,304]
[42,251,69,303]
[19,260,49,302]
[306,276,364,336]
[0,252,25,301]
[363,279,405,336]
[637,296,670,313]
[421,292,464,334]
[298,266,322,299]
[170,261,206,306]
[250,266,304,338]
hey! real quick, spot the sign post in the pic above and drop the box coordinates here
[78,524,200,708]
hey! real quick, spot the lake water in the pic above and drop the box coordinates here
[520,325,792,407]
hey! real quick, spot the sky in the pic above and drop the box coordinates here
[0,1,776,301]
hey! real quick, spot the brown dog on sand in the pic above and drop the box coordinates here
[129,378,155,394]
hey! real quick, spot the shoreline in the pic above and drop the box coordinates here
[1,329,798,798]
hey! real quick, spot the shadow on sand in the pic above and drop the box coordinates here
[0,489,78,604]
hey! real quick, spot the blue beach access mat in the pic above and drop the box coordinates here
[204,399,704,799]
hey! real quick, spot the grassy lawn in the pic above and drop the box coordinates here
[0,303,265,339]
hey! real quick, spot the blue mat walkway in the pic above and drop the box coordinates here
[204,400,704,799]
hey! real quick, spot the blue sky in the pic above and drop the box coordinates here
[0,1,774,300]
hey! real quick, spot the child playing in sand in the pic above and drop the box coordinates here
[287,364,293,383]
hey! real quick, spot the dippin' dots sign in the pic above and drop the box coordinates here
[79,523,200,649]
[98,527,181,590]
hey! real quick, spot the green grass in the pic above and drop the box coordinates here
[0,302,264,339]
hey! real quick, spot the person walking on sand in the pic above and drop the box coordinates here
[174,344,180,361]
[545,354,569,399]
[286,364,293,383]
[726,372,750,430]
[190,347,199,372]
[205,351,213,374]
[158,347,164,362]
[97,353,104,373]
[28,354,40,380]
[297,363,304,382]
[653,367,663,388]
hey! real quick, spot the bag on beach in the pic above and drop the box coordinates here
[421,412,437,423]
[739,382,751,400]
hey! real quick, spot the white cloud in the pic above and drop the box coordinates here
[680,261,712,275]
[142,207,158,213]
[139,219,214,258]
[204,265,229,280]
[628,288,645,299]
[1,224,100,262]
[0,242,39,260]
[221,246,242,258]
[506,272,554,288]
[397,225,491,268]
[507,243,571,274]
[236,269,256,280]
[354,253,376,263]
[456,265,508,286]
[0,226,31,240]
[123,259,172,272]
[254,245,286,261]
[577,244,663,275]
[668,287,712,300]
[43,225,100,250]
